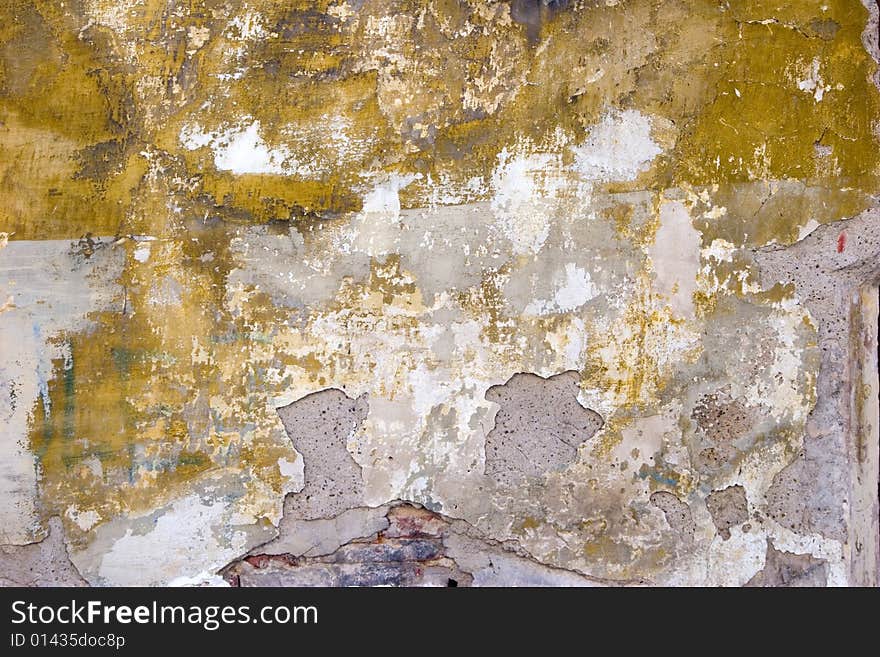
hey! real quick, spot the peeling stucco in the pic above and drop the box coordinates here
[1,0,879,586]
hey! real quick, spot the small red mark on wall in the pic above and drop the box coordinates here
[836,231,846,253]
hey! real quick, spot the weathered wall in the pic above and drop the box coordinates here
[0,0,878,586]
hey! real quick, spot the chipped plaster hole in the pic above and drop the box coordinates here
[275,389,368,520]
[484,371,603,487]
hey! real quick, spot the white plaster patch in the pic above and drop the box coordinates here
[704,525,768,586]
[180,121,303,176]
[83,0,135,27]
[490,150,562,255]
[614,414,668,469]
[133,243,151,263]
[169,572,231,587]
[278,457,303,487]
[796,58,831,102]
[327,2,357,22]
[748,311,812,423]
[92,493,251,586]
[571,109,663,182]
[346,175,418,257]
[524,263,599,315]
[186,25,211,53]
[796,218,821,242]
[66,507,101,532]
[648,200,701,318]
[767,527,846,587]
[702,238,736,263]
[425,173,486,207]
[225,12,267,41]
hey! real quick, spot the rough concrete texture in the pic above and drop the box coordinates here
[0,518,88,587]
[706,485,750,541]
[755,207,880,584]
[484,371,604,486]
[649,492,695,545]
[1,0,879,587]
[745,540,829,587]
